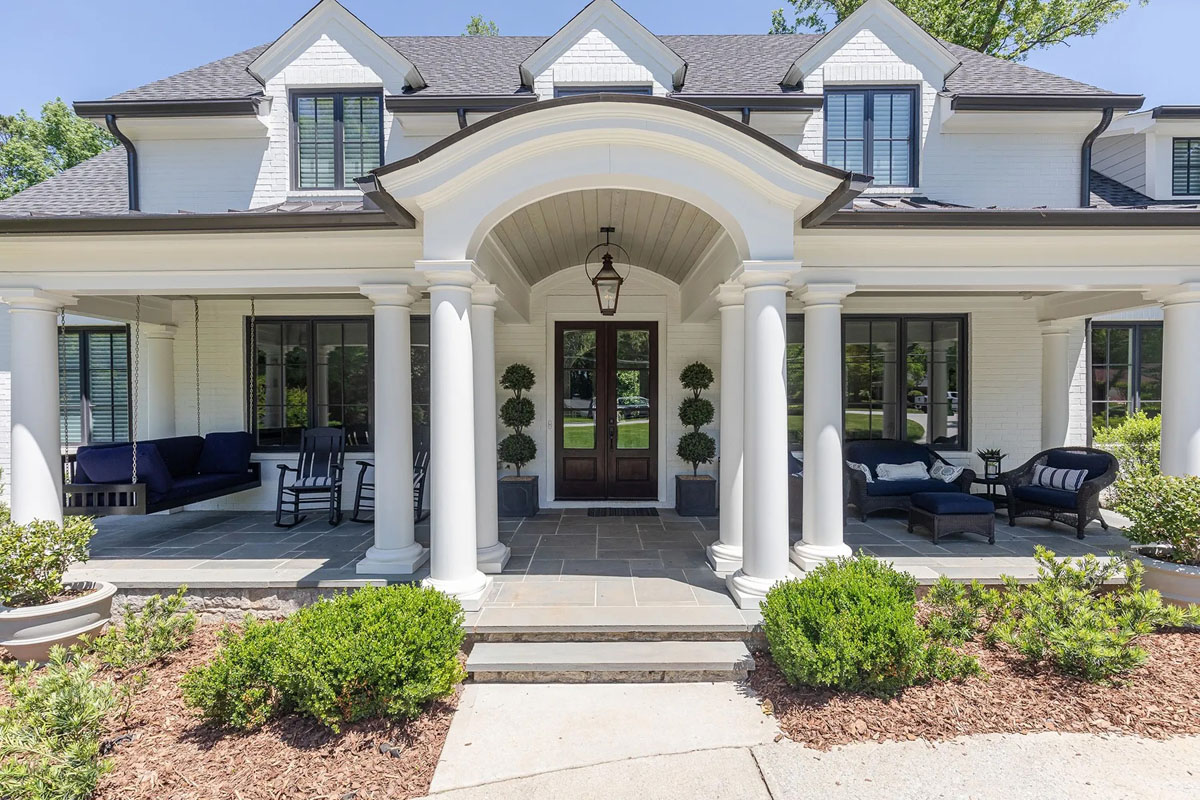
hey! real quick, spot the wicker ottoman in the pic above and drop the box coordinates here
[907,492,996,545]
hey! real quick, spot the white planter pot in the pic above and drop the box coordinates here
[1133,547,1200,608]
[0,580,117,663]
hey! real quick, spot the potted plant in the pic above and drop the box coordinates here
[675,361,717,516]
[497,363,539,518]
[0,506,114,663]
[1114,473,1200,607]
[976,448,1007,480]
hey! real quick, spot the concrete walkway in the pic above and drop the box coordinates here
[423,683,1200,799]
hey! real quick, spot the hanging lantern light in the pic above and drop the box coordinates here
[584,226,630,316]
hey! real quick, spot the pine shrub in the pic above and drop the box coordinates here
[80,587,196,671]
[181,584,465,732]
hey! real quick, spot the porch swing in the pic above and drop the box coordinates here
[62,298,262,516]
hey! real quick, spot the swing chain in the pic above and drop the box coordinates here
[194,298,201,435]
[58,307,67,452]
[131,296,141,485]
[249,298,257,432]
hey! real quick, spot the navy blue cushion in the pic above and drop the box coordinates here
[196,432,254,475]
[865,478,960,497]
[845,440,935,474]
[1045,450,1111,481]
[153,472,248,505]
[1014,484,1078,510]
[76,443,174,496]
[788,451,803,476]
[911,491,994,515]
[150,435,205,478]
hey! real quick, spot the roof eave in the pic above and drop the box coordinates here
[385,94,539,113]
[669,94,824,112]
[73,98,265,119]
[814,209,1200,229]
[0,209,408,236]
[1151,106,1200,119]
[950,94,1145,112]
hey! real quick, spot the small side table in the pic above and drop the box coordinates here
[971,475,1008,508]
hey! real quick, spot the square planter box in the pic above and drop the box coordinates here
[498,475,540,518]
[676,474,717,517]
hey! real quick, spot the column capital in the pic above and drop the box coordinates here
[712,281,745,308]
[795,281,856,307]
[142,323,178,340]
[1039,320,1072,336]
[1156,282,1200,307]
[1,288,75,312]
[360,283,418,307]
[415,259,483,289]
[471,282,501,307]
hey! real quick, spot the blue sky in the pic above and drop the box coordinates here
[1,0,1196,116]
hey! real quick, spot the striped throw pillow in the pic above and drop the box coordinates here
[1032,464,1086,492]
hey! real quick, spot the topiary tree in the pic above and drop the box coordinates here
[498,363,537,476]
[676,362,715,475]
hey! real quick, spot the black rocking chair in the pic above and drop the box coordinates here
[351,450,430,523]
[275,427,346,528]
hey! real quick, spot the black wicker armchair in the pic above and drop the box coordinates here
[1000,447,1118,539]
[844,439,975,521]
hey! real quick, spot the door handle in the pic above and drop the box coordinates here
[608,418,617,446]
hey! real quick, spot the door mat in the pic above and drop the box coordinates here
[586,507,659,517]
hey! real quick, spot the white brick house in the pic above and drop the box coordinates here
[2,0,1199,611]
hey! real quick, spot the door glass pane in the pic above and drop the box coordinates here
[844,319,897,440]
[562,329,597,450]
[615,329,650,449]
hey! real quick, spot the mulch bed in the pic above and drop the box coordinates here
[750,632,1200,750]
[93,624,460,800]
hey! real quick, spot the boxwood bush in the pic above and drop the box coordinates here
[181,584,465,731]
[762,555,978,696]
[0,505,96,608]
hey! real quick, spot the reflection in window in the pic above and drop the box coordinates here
[616,329,650,450]
[1092,323,1161,431]
[562,329,597,450]
[905,318,961,447]
[844,318,899,442]
[786,317,804,448]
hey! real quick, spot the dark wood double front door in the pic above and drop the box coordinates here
[555,321,658,500]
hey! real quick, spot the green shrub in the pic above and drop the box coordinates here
[499,363,535,394]
[1094,410,1160,485]
[988,547,1200,681]
[0,507,96,608]
[925,577,1002,646]
[0,647,117,800]
[497,364,537,475]
[676,362,716,475]
[499,396,535,430]
[498,433,538,475]
[181,584,465,732]
[761,555,979,696]
[80,587,196,671]
[1114,473,1200,566]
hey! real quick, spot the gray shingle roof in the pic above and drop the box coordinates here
[100,33,1119,103]
[0,147,129,215]
[1089,171,1200,209]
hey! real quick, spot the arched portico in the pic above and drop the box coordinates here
[361,95,864,610]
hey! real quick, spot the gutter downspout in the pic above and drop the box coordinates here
[105,114,139,211]
[1080,107,1115,208]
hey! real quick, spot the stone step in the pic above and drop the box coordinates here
[466,605,761,641]
[466,640,755,683]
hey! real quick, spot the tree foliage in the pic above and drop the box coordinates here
[676,362,716,474]
[768,0,1147,61]
[498,364,537,474]
[463,14,500,36]
[0,99,115,200]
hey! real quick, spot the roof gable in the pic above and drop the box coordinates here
[247,0,425,90]
[519,0,686,90]
[781,0,958,88]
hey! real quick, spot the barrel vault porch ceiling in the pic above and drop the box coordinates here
[486,188,725,286]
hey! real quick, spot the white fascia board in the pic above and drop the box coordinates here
[782,0,959,88]
[939,107,1103,135]
[117,115,270,140]
[519,0,686,89]
[247,0,425,90]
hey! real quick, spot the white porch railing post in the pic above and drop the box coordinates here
[420,265,491,610]
[140,323,178,439]
[727,269,793,608]
[356,284,429,575]
[4,290,72,525]
[471,283,510,573]
[1161,286,1200,476]
[792,282,855,571]
[1040,322,1072,450]
[707,282,744,574]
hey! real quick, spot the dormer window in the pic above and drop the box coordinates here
[824,87,918,187]
[1173,138,1200,196]
[291,91,383,191]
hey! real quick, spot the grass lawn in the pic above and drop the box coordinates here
[562,418,649,450]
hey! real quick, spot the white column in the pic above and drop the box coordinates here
[5,291,71,526]
[139,324,177,439]
[792,283,855,571]
[1040,322,1071,450]
[420,266,491,610]
[471,283,509,573]
[728,270,793,608]
[357,285,429,575]
[1161,288,1200,476]
[708,282,744,574]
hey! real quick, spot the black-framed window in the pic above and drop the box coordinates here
[1173,138,1200,196]
[247,316,431,451]
[59,327,130,448]
[291,91,383,190]
[786,314,967,450]
[553,85,653,97]
[1090,322,1162,430]
[824,87,918,187]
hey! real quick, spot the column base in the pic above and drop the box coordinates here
[422,571,492,612]
[356,543,429,576]
[477,542,511,574]
[790,541,852,572]
[706,541,743,576]
[726,569,787,610]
